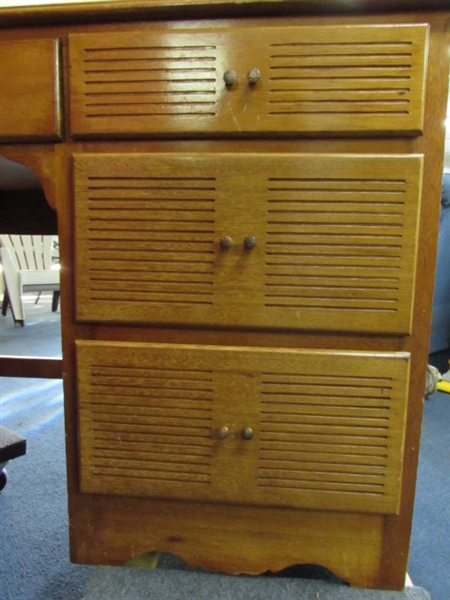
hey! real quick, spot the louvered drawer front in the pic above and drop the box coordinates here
[74,152,421,334]
[69,23,427,137]
[77,341,409,515]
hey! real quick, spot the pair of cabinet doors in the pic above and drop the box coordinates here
[77,340,410,516]
[74,152,422,335]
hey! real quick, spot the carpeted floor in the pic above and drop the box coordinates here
[0,296,448,599]
[409,351,450,600]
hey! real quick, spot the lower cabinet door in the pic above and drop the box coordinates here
[76,340,409,515]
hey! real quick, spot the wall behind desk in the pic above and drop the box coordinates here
[430,173,450,354]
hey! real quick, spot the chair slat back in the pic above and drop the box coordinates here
[0,235,55,271]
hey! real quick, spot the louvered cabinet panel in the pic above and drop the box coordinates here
[77,340,409,515]
[77,341,215,501]
[73,152,422,334]
[68,23,427,137]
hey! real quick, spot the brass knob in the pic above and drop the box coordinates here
[243,235,257,250]
[218,426,229,440]
[224,69,237,86]
[247,68,261,85]
[242,427,254,440]
[219,236,233,250]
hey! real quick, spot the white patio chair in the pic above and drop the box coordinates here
[0,235,60,326]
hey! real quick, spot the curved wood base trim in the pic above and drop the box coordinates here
[68,494,390,589]
[0,147,56,210]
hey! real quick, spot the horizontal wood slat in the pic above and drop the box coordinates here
[0,356,62,379]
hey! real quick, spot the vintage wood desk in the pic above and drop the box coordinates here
[0,0,448,590]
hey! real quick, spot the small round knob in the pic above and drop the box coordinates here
[247,68,261,85]
[242,427,254,441]
[243,235,257,250]
[223,69,237,86]
[218,426,229,440]
[219,236,233,250]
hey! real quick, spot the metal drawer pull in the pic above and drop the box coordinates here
[242,427,254,440]
[223,69,237,86]
[243,235,257,250]
[218,426,229,440]
[219,236,233,250]
[247,68,261,85]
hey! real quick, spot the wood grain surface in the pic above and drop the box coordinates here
[0,39,61,142]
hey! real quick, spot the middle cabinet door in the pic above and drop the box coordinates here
[73,152,422,334]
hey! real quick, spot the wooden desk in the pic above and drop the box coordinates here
[1,0,449,590]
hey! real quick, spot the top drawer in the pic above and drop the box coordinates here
[0,39,62,142]
[68,23,428,139]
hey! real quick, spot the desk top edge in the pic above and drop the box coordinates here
[1,0,449,29]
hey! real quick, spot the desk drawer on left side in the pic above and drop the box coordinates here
[0,39,62,142]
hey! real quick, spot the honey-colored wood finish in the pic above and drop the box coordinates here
[1,1,449,592]
[77,340,409,515]
[73,151,422,334]
[69,24,427,138]
[0,39,62,142]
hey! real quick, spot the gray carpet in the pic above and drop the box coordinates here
[0,376,94,600]
[82,566,431,600]
[0,293,61,357]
